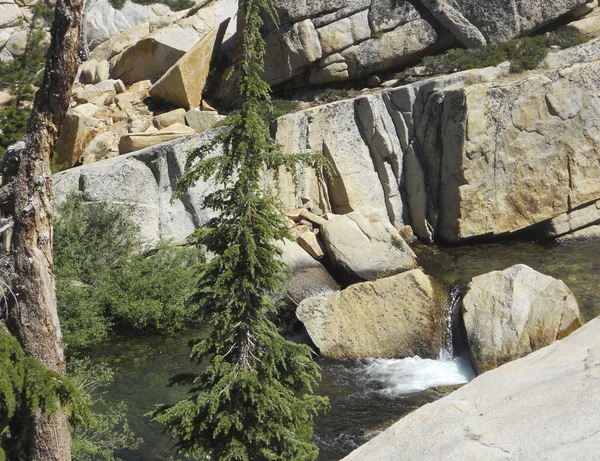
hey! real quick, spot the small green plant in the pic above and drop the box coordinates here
[317,88,350,103]
[271,98,300,118]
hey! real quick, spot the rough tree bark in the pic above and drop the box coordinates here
[7,0,83,458]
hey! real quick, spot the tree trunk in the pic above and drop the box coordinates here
[7,0,83,459]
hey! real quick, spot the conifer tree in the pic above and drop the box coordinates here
[152,0,328,459]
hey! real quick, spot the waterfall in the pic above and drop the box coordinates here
[439,287,461,362]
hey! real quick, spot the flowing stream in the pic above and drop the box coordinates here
[92,241,600,461]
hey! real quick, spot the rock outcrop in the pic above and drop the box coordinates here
[53,130,221,246]
[297,269,440,359]
[54,37,600,244]
[258,0,589,86]
[462,264,582,373]
[275,40,600,243]
[342,315,600,461]
[149,22,225,109]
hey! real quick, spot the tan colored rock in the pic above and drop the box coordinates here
[81,131,119,164]
[0,91,15,107]
[185,108,224,132]
[109,25,201,84]
[297,269,440,359]
[90,22,151,62]
[149,25,220,110]
[79,59,99,84]
[298,209,326,227]
[297,230,324,260]
[55,111,102,167]
[118,122,195,154]
[321,211,416,281]
[5,28,28,57]
[153,108,186,129]
[0,3,23,28]
[463,264,583,373]
[563,6,600,36]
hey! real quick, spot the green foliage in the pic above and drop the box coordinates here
[0,324,90,459]
[316,88,349,103]
[0,2,52,156]
[421,30,588,76]
[69,359,142,461]
[152,0,328,459]
[0,106,30,156]
[108,0,193,11]
[54,193,204,350]
[271,99,300,118]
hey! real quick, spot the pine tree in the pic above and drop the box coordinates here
[151,0,328,459]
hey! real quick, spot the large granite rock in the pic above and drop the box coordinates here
[118,123,196,154]
[53,130,221,245]
[462,264,582,373]
[0,1,23,29]
[109,24,202,83]
[55,110,102,167]
[297,269,440,358]
[149,23,224,109]
[321,211,416,282]
[342,315,600,461]
[422,0,589,46]
[281,240,339,307]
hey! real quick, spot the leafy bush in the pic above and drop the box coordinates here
[108,0,193,11]
[420,30,588,75]
[271,99,300,118]
[54,193,204,351]
[316,88,350,103]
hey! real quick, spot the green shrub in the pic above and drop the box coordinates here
[317,88,350,103]
[271,99,300,118]
[54,193,204,351]
[108,0,193,11]
[421,30,588,76]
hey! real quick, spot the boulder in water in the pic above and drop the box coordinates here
[297,269,440,359]
[462,264,582,373]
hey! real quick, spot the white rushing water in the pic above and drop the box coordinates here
[360,356,476,397]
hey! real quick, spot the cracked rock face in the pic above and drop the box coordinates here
[296,269,440,358]
[259,0,588,86]
[275,45,600,243]
[342,311,600,461]
[462,264,583,373]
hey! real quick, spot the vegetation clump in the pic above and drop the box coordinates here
[316,88,350,103]
[151,0,328,459]
[0,3,53,155]
[420,30,587,76]
[54,192,204,350]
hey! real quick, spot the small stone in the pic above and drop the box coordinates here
[297,231,324,260]
[366,75,381,87]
